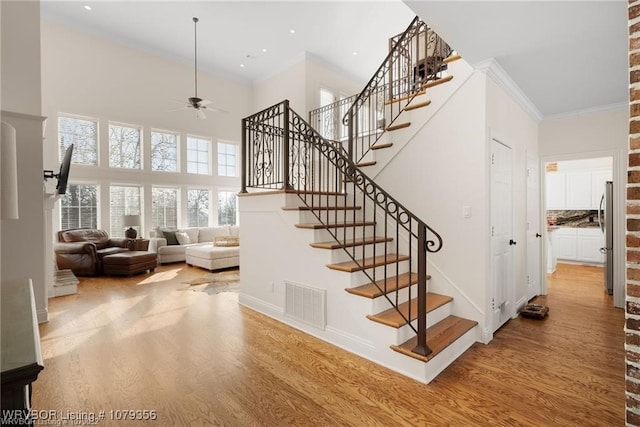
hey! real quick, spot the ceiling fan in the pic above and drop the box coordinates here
[173,17,226,119]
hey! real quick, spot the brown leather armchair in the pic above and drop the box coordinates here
[54,229,131,276]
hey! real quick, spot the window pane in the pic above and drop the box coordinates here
[218,191,237,226]
[152,188,178,228]
[186,136,210,175]
[217,142,237,177]
[110,185,141,237]
[109,124,141,169]
[59,116,98,165]
[151,131,178,172]
[60,184,98,230]
[188,189,209,227]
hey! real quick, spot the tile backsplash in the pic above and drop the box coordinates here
[547,210,600,228]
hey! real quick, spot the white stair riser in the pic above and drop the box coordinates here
[327,242,392,264]
[285,193,350,208]
[297,209,364,224]
[340,262,411,287]
[369,283,420,314]
[313,226,376,242]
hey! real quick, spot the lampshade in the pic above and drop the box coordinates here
[1,121,19,220]
[122,214,141,227]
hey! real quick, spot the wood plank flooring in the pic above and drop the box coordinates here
[33,262,624,426]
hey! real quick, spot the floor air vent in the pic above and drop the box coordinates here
[285,281,326,330]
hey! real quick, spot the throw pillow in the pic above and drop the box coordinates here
[175,231,191,245]
[160,228,179,245]
[213,236,239,247]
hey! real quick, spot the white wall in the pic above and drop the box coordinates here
[252,56,306,114]
[373,72,489,332]
[304,54,363,113]
[1,0,48,322]
[485,75,540,322]
[41,20,248,238]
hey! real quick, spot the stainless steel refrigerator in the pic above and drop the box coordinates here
[599,181,613,295]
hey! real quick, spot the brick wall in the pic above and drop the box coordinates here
[630,2,640,425]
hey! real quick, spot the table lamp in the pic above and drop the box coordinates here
[122,214,141,239]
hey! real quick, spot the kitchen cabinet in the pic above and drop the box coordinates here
[565,172,592,209]
[546,170,612,210]
[546,172,566,209]
[577,228,605,263]
[551,227,604,264]
[553,227,577,260]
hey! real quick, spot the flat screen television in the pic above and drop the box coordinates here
[43,144,73,195]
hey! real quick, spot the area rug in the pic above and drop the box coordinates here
[182,269,240,295]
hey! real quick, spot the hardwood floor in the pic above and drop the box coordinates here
[33,262,624,426]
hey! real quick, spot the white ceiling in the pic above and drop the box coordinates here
[41,0,628,119]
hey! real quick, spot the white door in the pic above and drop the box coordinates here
[490,139,513,332]
[526,153,542,301]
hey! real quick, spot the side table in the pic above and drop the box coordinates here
[129,238,149,251]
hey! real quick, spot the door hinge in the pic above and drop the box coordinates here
[491,153,495,165]
[491,226,494,237]
[491,298,495,309]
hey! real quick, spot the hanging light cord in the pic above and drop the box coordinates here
[193,17,199,98]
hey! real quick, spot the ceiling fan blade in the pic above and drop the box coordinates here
[196,109,206,120]
[168,105,189,112]
[199,99,212,106]
[205,106,229,114]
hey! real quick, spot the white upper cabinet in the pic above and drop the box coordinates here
[565,172,592,209]
[546,172,566,209]
[546,169,612,210]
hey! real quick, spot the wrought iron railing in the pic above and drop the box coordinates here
[308,17,452,166]
[242,100,443,357]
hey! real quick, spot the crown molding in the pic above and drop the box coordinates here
[543,102,628,121]
[474,58,543,122]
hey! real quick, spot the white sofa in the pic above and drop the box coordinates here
[149,226,239,270]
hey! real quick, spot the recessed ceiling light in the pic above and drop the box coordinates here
[352,51,358,56]
[240,64,245,68]
[262,48,268,53]
[84,5,92,10]
[289,29,295,34]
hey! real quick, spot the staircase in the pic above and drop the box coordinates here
[239,16,479,383]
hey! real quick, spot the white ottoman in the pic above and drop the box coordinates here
[185,244,240,271]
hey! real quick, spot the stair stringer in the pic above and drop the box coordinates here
[238,191,477,384]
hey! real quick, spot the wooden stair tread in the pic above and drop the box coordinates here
[357,161,376,167]
[421,75,454,89]
[385,122,411,132]
[404,100,431,111]
[311,236,392,250]
[390,316,477,362]
[295,221,375,230]
[327,254,409,273]
[367,292,452,328]
[443,54,461,64]
[371,142,393,150]
[346,272,419,298]
[282,205,361,211]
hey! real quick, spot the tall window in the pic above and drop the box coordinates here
[217,142,237,177]
[110,185,141,237]
[151,131,178,172]
[58,116,98,165]
[152,188,178,229]
[218,191,237,226]
[60,184,98,230]
[187,136,210,175]
[109,123,141,169]
[187,189,209,227]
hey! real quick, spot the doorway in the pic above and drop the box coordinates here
[543,156,613,299]
[490,138,514,332]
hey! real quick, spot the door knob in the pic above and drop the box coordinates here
[535,233,542,238]
[509,239,517,246]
